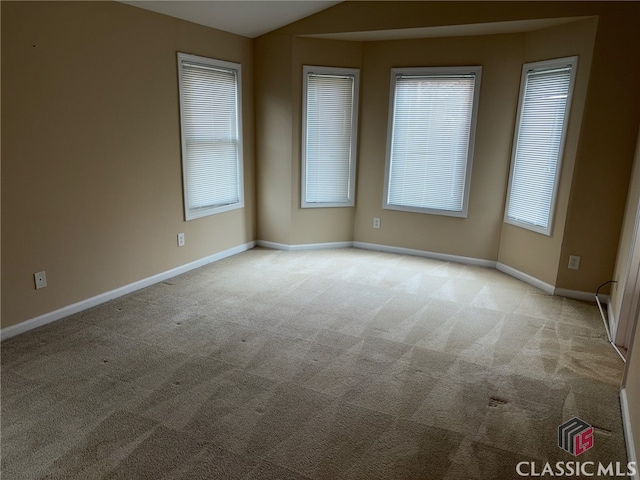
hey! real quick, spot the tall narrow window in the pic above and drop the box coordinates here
[178,53,244,220]
[384,67,482,217]
[302,66,359,207]
[505,57,578,235]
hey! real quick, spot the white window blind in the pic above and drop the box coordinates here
[178,53,244,220]
[302,66,359,207]
[384,67,481,217]
[505,57,578,235]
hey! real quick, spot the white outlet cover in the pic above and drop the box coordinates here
[34,271,47,289]
[177,233,185,247]
[568,255,580,270]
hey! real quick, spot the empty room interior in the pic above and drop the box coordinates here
[3,1,640,478]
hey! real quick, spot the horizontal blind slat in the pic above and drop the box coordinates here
[388,74,476,212]
[304,72,356,204]
[181,60,241,211]
[506,63,573,230]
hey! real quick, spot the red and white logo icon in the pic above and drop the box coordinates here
[558,417,594,456]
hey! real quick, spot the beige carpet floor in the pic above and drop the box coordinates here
[1,247,627,479]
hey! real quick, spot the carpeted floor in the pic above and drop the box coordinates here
[1,247,628,479]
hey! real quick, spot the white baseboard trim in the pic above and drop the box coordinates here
[620,388,639,480]
[608,300,622,345]
[2,240,608,340]
[353,241,497,268]
[608,300,616,330]
[0,241,256,341]
[256,240,354,251]
[496,262,555,295]
[554,287,607,303]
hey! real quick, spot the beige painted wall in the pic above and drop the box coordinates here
[1,0,3,328]
[256,35,362,246]
[290,38,362,245]
[354,34,522,259]
[498,18,597,286]
[4,1,640,331]
[1,1,255,328]
[556,7,640,292]
[614,126,640,464]
[255,33,294,245]
[610,130,640,339]
[624,312,640,466]
[264,2,640,293]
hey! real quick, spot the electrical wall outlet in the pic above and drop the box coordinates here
[373,217,381,229]
[34,271,47,289]
[177,233,185,247]
[568,255,581,270]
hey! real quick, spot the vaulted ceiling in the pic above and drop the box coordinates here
[119,1,342,38]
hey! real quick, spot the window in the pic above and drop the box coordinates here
[505,56,578,235]
[302,66,359,207]
[383,66,482,217]
[177,53,244,220]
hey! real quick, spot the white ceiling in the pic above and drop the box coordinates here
[119,2,594,41]
[120,0,342,38]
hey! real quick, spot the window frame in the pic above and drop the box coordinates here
[383,66,482,218]
[504,56,578,236]
[301,65,360,208]
[177,52,245,221]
